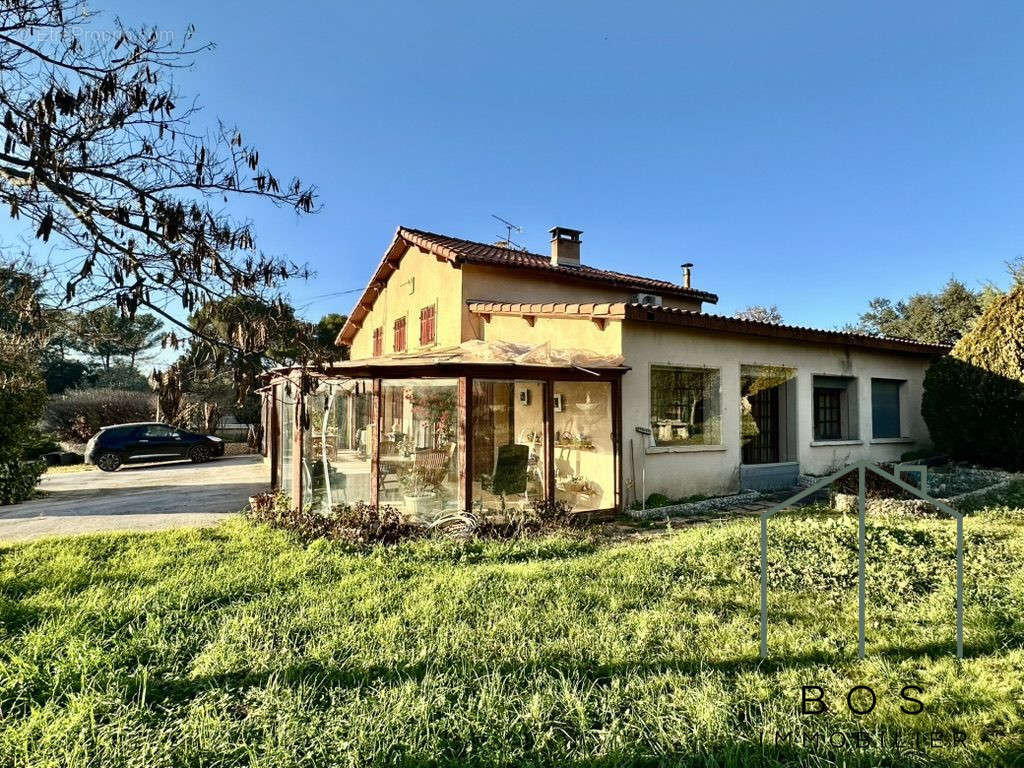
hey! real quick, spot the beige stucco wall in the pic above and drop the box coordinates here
[480,313,624,355]
[348,246,464,359]
[620,323,934,500]
[461,263,702,343]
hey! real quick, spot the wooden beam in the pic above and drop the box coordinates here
[269,385,279,489]
[370,378,382,508]
[544,380,556,509]
[291,378,304,512]
[458,377,470,512]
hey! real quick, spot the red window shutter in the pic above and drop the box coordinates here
[394,317,406,352]
[420,305,435,345]
[373,327,382,357]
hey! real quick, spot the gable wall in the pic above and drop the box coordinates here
[348,245,464,359]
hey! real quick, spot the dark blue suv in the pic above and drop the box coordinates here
[84,422,225,472]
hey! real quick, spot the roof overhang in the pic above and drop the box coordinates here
[465,301,951,356]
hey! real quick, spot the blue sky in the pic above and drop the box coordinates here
[17,1,1024,333]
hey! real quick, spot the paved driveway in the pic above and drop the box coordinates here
[0,455,269,543]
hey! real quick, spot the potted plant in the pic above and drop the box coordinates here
[399,466,439,522]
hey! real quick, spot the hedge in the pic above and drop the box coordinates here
[922,283,1024,469]
[45,388,156,442]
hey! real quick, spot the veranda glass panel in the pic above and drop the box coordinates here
[379,379,459,521]
[279,383,295,497]
[553,381,614,512]
[470,380,547,515]
[302,379,373,511]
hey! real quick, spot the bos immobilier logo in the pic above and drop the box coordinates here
[759,459,964,660]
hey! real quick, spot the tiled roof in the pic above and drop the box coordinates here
[465,301,951,356]
[400,228,719,303]
[337,227,717,346]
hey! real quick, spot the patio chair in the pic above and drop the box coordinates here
[491,443,530,501]
[414,445,453,487]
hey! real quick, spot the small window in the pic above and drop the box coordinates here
[813,376,857,441]
[420,305,436,345]
[871,379,904,439]
[393,316,406,353]
[372,327,383,357]
[650,365,721,446]
[141,424,175,438]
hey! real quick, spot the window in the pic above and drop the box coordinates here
[372,327,382,357]
[813,375,857,441]
[871,379,904,439]
[420,305,436,345]
[393,316,406,353]
[140,424,176,438]
[650,366,721,447]
[814,390,842,440]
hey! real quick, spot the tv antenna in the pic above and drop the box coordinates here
[491,214,524,250]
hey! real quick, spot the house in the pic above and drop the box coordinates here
[262,226,947,517]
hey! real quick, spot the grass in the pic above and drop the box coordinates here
[2,487,1024,766]
[43,463,94,475]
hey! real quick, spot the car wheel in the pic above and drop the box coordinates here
[189,446,211,464]
[96,452,122,472]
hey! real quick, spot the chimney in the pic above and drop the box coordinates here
[550,227,582,267]
[681,262,693,289]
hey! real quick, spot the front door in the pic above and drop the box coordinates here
[742,386,780,465]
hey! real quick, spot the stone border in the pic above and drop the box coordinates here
[833,472,1022,516]
[627,490,762,520]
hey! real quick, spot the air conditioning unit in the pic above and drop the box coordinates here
[634,293,662,306]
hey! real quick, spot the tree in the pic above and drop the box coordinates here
[856,278,981,346]
[0,263,47,503]
[0,1,319,397]
[733,305,783,324]
[70,306,163,368]
[922,282,1024,468]
[314,313,349,361]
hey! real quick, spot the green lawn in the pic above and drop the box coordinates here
[2,488,1024,767]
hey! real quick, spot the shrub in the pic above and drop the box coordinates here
[247,493,582,545]
[645,493,672,509]
[45,388,156,441]
[21,428,60,460]
[0,326,47,505]
[247,492,421,545]
[922,283,1024,469]
[0,458,44,504]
